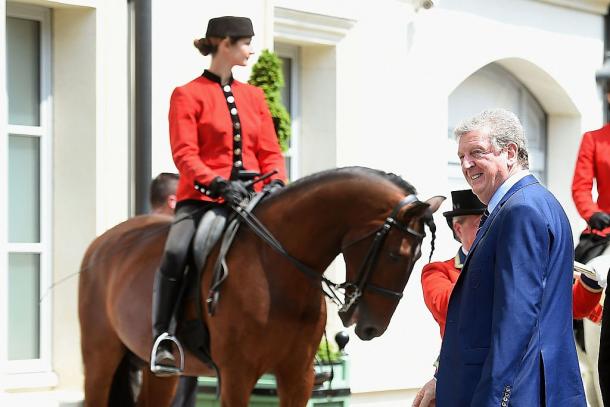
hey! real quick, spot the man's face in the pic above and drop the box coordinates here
[453,214,482,252]
[457,130,511,204]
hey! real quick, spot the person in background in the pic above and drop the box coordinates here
[572,80,610,404]
[150,15,287,375]
[421,189,485,339]
[150,172,179,216]
[412,189,485,407]
[148,172,199,407]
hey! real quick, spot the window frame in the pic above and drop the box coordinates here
[3,2,53,378]
[274,43,301,181]
[447,63,548,189]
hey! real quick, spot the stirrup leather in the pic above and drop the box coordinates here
[150,332,185,376]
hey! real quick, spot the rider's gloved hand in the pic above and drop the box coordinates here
[587,255,610,289]
[268,179,285,188]
[205,177,249,205]
[263,179,285,194]
[588,212,610,230]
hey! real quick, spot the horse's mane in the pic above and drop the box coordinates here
[272,166,417,197]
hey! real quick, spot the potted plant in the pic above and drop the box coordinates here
[248,49,291,152]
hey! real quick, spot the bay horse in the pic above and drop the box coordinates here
[78,166,444,406]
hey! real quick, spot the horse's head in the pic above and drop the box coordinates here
[339,194,445,340]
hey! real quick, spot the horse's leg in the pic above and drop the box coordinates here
[81,329,126,407]
[136,369,179,407]
[219,366,259,407]
[275,360,315,407]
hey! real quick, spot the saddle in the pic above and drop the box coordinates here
[175,190,271,373]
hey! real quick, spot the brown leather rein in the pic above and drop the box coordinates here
[230,193,434,316]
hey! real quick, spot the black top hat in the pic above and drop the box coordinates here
[443,189,486,224]
[205,16,255,38]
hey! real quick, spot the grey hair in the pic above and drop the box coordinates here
[454,108,529,169]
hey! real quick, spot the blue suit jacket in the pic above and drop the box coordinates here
[436,175,585,406]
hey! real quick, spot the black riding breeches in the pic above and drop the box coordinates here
[158,201,216,281]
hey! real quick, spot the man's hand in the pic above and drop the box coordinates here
[412,378,436,407]
[588,212,610,230]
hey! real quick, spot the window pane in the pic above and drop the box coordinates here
[8,253,41,360]
[7,17,40,126]
[285,156,292,179]
[280,56,292,114]
[9,135,41,243]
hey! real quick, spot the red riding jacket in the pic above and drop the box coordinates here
[421,255,461,338]
[572,124,610,236]
[169,70,287,203]
[422,251,603,338]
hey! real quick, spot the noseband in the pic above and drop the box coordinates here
[338,194,426,315]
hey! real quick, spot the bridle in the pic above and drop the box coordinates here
[231,191,434,316]
[337,194,427,316]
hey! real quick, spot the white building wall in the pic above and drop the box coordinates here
[2,0,609,405]
[1,0,128,405]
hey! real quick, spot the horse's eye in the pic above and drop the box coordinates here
[389,251,403,262]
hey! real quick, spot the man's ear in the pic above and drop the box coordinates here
[452,221,463,243]
[167,194,177,210]
[506,143,518,165]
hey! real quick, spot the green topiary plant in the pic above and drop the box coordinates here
[248,49,292,152]
[315,338,342,364]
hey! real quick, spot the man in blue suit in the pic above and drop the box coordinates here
[421,109,586,406]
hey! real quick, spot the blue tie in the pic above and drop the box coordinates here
[479,209,490,229]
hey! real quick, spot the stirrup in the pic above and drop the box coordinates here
[150,332,185,376]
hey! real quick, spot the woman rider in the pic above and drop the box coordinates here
[151,15,287,374]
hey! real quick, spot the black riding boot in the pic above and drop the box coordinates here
[151,271,182,371]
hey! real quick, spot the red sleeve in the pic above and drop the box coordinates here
[253,88,287,183]
[572,278,602,321]
[572,132,599,222]
[421,261,456,337]
[169,87,218,185]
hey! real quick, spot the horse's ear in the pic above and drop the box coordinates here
[399,196,445,221]
[424,195,446,214]
[400,200,431,220]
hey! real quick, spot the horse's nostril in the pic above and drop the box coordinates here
[363,327,378,340]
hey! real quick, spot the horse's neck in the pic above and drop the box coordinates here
[261,181,391,270]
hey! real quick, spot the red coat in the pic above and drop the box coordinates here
[421,255,462,338]
[572,124,610,236]
[169,71,287,203]
[573,278,603,323]
[421,253,603,338]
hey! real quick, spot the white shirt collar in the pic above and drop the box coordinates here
[486,169,531,214]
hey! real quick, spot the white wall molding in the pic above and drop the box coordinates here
[535,0,610,14]
[274,7,355,45]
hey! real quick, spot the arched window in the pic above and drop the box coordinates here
[447,63,547,190]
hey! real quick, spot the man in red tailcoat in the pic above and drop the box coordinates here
[421,189,485,338]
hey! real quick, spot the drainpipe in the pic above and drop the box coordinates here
[134,0,152,214]
[595,6,610,123]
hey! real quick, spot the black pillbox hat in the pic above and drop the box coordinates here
[205,16,255,38]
